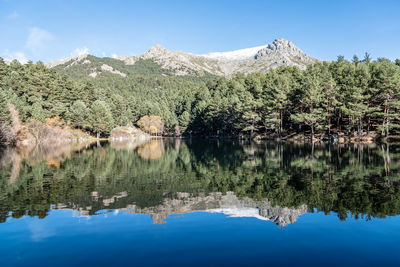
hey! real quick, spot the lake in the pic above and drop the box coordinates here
[0,138,400,266]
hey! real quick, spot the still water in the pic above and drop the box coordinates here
[0,138,400,266]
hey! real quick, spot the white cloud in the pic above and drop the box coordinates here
[2,49,28,64]
[70,47,90,57]
[112,53,118,58]
[8,11,18,19]
[101,51,106,57]
[25,27,53,50]
[28,221,56,242]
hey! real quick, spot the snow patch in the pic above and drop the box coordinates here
[207,207,270,221]
[202,45,267,60]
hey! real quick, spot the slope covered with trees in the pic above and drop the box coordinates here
[0,54,400,143]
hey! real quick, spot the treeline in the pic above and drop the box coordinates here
[1,55,400,141]
[192,56,400,139]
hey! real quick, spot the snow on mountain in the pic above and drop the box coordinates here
[207,207,270,221]
[202,44,267,60]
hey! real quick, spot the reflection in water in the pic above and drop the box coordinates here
[110,137,165,160]
[0,139,399,226]
[122,192,308,227]
[0,142,93,184]
[137,139,165,160]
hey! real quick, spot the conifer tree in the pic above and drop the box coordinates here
[291,64,328,140]
[89,100,114,138]
[69,100,89,129]
[370,59,400,136]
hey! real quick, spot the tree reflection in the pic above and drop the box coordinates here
[0,139,399,224]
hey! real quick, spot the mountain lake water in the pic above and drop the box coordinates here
[0,138,399,266]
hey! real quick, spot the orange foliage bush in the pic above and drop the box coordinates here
[137,115,164,135]
[45,116,66,127]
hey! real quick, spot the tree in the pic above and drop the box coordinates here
[369,59,400,136]
[364,52,371,64]
[31,102,46,122]
[262,69,294,136]
[291,64,328,140]
[337,62,370,136]
[352,55,359,65]
[0,90,10,123]
[69,100,89,129]
[178,111,190,133]
[137,115,164,135]
[89,100,114,138]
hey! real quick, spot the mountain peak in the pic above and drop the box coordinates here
[272,38,294,46]
[149,44,167,53]
[265,38,298,53]
[255,38,312,63]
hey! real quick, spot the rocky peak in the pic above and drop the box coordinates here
[268,38,296,51]
[255,38,310,61]
[147,44,168,55]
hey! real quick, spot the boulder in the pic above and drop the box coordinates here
[110,126,150,141]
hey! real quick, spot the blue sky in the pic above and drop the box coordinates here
[1,0,400,63]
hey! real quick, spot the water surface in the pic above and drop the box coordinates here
[0,139,400,266]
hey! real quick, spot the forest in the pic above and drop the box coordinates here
[0,55,400,143]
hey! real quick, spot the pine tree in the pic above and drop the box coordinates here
[31,102,46,122]
[69,100,89,129]
[291,64,328,140]
[339,62,370,136]
[89,100,115,138]
[370,59,400,136]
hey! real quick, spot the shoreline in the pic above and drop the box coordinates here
[2,126,400,148]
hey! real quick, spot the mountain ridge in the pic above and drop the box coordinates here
[47,38,318,77]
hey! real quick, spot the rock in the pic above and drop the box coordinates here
[110,126,149,141]
[100,64,127,77]
[254,38,316,70]
[45,53,89,68]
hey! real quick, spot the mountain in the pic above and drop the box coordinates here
[47,38,318,78]
[57,191,309,227]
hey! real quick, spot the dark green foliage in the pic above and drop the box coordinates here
[69,100,89,129]
[1,54,400,140]
[89,100,115,137]
[195,59,400,138]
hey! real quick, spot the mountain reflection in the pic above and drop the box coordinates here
[0,139,399,226]
[60,191,308,227]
